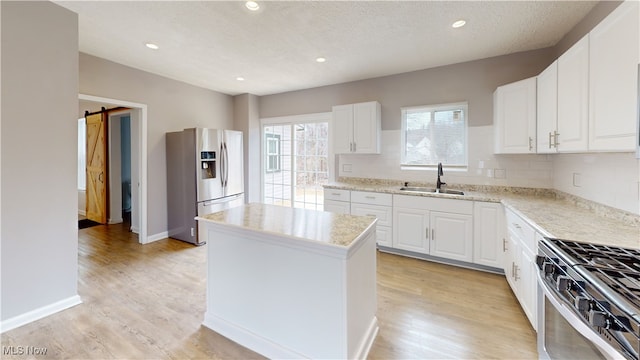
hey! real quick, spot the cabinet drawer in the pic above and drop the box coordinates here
[351,191,392,206]
[324,200,350,214]
[351,203,392,227]
[324,189,350,202]
[506,209,536,252]
[393,194,473,215]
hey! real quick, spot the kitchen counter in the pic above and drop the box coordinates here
[325,179,640,250]
[196,203,379,359]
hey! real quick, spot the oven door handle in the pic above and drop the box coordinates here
[536,271,626,360]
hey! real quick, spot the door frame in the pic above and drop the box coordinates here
[79,94,148,244]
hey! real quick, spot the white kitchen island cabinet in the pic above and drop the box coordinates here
[196,203,379,360]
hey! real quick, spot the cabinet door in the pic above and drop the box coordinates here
[473,202,504,268]
[352,101,381,154]
[494,77,537,154]
[393,207,429,254]
[519,248,538,331]
[557,34,589,152]
[504,232,519,295]
[588,0,639,151]
[332,104,354,154]
[430,211,473,262]
[323,200,350,214]
[536,61,558,153]
[376,226,392,247]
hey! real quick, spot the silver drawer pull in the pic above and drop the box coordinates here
[366,214,376,217]
[331,192,341,196]
[365,196,376,199]
[512,223,521,229]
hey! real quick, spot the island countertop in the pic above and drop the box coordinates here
[196,203,377,248]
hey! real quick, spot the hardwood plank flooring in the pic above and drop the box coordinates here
[1,223,537,359]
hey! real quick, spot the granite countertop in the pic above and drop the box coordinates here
[325,179,640,250]
[196,203,377,248]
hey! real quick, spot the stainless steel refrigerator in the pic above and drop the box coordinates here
[166,128,244,245]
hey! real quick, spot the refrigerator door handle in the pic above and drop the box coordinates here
[220,142,225,189]
[223,142,229,188]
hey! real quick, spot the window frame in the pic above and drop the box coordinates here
[400,101,469,169]
[264,132,281,173]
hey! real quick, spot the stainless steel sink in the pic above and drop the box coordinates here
[399,187,464,196]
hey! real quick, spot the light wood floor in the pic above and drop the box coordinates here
[1,223,537,359]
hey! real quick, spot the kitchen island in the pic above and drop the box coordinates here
[196,203,378,359]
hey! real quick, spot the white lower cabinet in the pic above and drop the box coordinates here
[503,207,538,331]
[392,195,473,262]
[325,189,503,271]
[393,207,430,253]
[473,202,504,268]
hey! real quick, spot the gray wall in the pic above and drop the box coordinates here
[259,48,556,130]
[79,54,235,237]
[1,1,79,320]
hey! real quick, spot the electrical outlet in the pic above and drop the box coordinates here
[342,164,352,173]
[486,169,494,178]
[494,169,506,179]
[573,173,582,187]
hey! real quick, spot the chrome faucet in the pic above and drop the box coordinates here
[436,162,446,192]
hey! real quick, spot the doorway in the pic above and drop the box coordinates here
[78,94,148,244]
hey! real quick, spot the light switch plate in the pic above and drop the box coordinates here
[342,164,352,173]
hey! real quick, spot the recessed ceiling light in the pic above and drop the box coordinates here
[236,77,245,81]
[245,1,259,11]
[145,43,159,50]
[316,57,326,63]
[452,20,466,28]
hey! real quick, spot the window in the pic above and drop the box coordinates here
[265,133,281,173]
[401,102,468,167]
[262,115,329,211]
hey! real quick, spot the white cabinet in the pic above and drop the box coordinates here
[393,195,473,261]
[536,61,558,153]
[350,191,393,247]
[557,34,589,152]
[473,202,504,268]
[324,189,350,214]
[332,101,381,154]
[503,207,538,330]
[588,0,639,151]
[393,207,430,253]
[494,77,537,154]
[429,211,473,262]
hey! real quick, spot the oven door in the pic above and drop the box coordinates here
[537,271,624,360]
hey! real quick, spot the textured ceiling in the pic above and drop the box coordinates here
[55,1,598,96]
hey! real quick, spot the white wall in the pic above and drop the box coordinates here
[79,54,235,238]
[1,1,80,325]
[338,126,554,188]
[553,153,640,215]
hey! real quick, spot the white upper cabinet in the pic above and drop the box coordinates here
[557,34,590,152]
[536,61,558,153]
[588,0,639,151]
[332,101,381,154]
[494,77,537,154]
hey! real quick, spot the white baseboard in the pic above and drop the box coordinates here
[0,295,82,334]
[203,313,306,359]
[107,217,123,225]
[78,210,86,216]
[354,317,379,359]
[146,231,168,243]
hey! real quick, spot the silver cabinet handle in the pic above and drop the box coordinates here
[514,265,520,281]
[528,137,533,151]
[502,238,507,252]
[365,196,375,199]
[511,262,515,278]
[548,132,553,149]
[331,192,341,196]
[353,142,357,152]
[426,227,429,240]
[554,131,560,147]
[432,228,435,241]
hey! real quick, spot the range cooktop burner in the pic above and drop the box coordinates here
[549,239,640,273]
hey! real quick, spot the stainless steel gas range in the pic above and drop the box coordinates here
[536,238,640,360]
